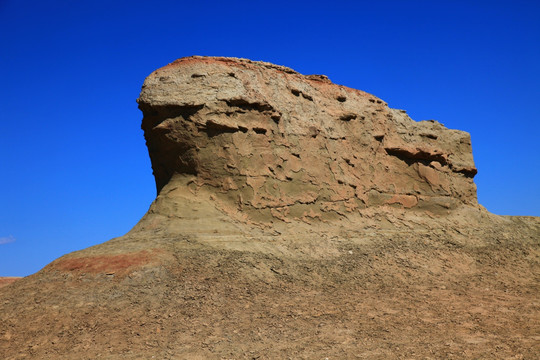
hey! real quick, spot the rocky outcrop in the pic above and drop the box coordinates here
[138,56,478,227]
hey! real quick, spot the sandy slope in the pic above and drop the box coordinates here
[1,193,538,358]
[0,278,20,289]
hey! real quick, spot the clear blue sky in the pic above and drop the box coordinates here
[1,0,539,276]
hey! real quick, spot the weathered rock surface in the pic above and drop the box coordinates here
[0,57,538,359]
[138,56,478,227]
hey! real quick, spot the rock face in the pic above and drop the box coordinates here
[1,57,538,360]
[138,56,478,226]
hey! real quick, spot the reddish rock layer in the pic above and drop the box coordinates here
[0,277,20,289]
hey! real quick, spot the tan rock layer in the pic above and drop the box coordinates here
[138,56,478,225]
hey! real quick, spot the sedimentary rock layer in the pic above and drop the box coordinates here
[138,56,478,226]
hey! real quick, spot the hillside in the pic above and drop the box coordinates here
[1,57,538,359]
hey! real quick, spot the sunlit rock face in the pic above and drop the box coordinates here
[137,56,478,225]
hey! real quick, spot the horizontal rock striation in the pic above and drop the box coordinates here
[138,56,478,225]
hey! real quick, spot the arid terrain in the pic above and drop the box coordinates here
[0,278,20,289]
[1,57,538,359]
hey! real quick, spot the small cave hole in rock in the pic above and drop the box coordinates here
[421,133,438,140]
[337,96,347,102]
[308,126,320,138]
[253,127,267,135]
[374,135,384,142]
[191,73,205,78]
[385,147,448,167]
[339,113,357,121]
[140,104,204,130]
[456,167,478,178]
[225,99,274,112]
[291,89,301,97]
[204,120,242,137]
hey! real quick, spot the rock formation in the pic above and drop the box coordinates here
[138,56,477,225]
[1,57,538,359]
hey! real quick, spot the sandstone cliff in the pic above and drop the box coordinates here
[0,57,538,359]
[139,56,477,221]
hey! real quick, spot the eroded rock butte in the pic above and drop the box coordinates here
[138,56,478,227]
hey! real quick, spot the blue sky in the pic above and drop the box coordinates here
[1,0,539,276]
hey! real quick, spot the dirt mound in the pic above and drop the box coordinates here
[1,57,538,359]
